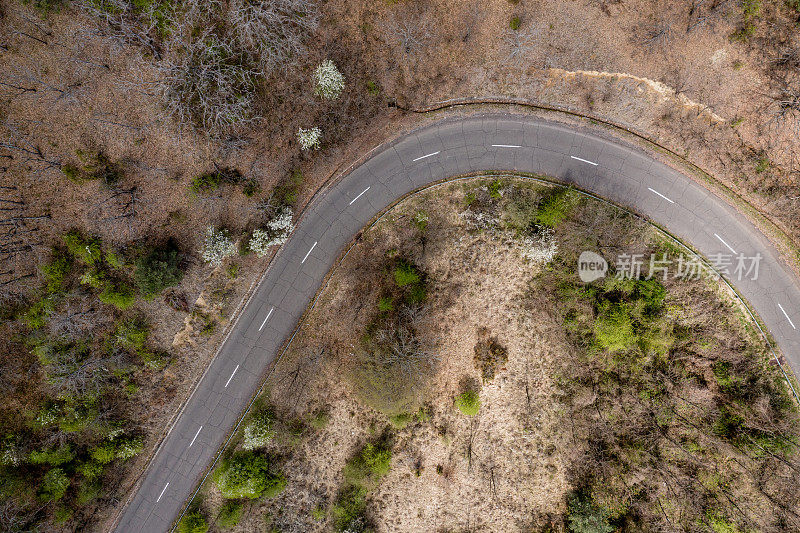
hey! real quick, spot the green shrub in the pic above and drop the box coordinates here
[242,179,260,197]
[99,281,135,309]
[713,406,745,440]
[405,283,427,304]
[344,442,392,489]
[54,505,73,525]
[22,297,54,329]
[39,468,70,501]
[593,302,635,353]
[26,0,67,15]
[309,409,331,429]
[413,210,429,232]
[213,451,285,499]
[509,16,521,30]
[114,435,143,461]
[241,412,275,451]
[135,241,183,297]
[366,80,380,95]
[378,296,394,312]
[90,443,117,465]
[393,261,420,287]
[190,173,221,194]
[40,251,72,293]
[77,461,104,480]
[454,390,480,416]
[332,485,368,532]
[755,156,770,174]
[389,412,413,429]
[567,493,614,533]
[29,445,74,466]
[189,168,244,195]
[75,480,101,505]
[178,510,209,533]
[535,188,576,228]
[216,500,243,529]
[488,179,503,199]
[63,230,103,265]
[113,317,149,352]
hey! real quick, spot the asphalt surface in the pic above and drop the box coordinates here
[114,114,800,532]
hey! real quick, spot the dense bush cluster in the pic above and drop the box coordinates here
[351,258,438,416]
[156,0,319,132]
[212,451,286,499]
[333,437,392,532]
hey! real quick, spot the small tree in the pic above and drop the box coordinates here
[313,59,345,99]
[455,390,480,416]
[248,207,294,257]
[297,127,322,151]
[39,468,70,501]
[567,494,614,533]
[178,510,209,533]
[213,451,285,499]
[201,226,236,266]
[135,241,183,297]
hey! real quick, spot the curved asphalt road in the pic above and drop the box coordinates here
[115,114,800,532]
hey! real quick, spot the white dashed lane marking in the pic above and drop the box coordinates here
[714,233,737,254]
[349,186,370,205]
[412,151,440,162]
[301,242,317,264]
[189,426,202,448]
[258,307,274,331]
[224,365,239,388]
[156,483,169,503]
[778,303,797,330]
[492,144,521,148]
[570,155,598,166]
[647,187,675,204]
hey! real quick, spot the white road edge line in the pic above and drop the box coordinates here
[301,241,317,264]
[492,144,521,148]
[189,426,202,448]
[570,155,598,166]
[647,187,675,204]
[349,186,370,205]
[258,307,274,331]
[714,233,737,254]
[156,482,169,503]
[412,151,440,162]
[224,365,239,388]
[778,303,797,330]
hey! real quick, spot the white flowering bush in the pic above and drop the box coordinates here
[459,209,558,265]
[249,207,295,257]
[298,127,322,150]
[313,59,345,99]
[35,406,58,428]
[114,435,143,461]
[241,413,275,451]
[1,442,21,467]
[521,226,558,264]
[202,226,237,266]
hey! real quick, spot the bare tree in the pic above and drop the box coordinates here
[389,15,430,57]
[226,0,318,71]
[504,29,538,62]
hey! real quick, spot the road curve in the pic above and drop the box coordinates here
[115,114,800,532]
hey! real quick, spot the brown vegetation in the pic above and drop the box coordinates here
[2,0,800,530]
[189,178,800,532]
